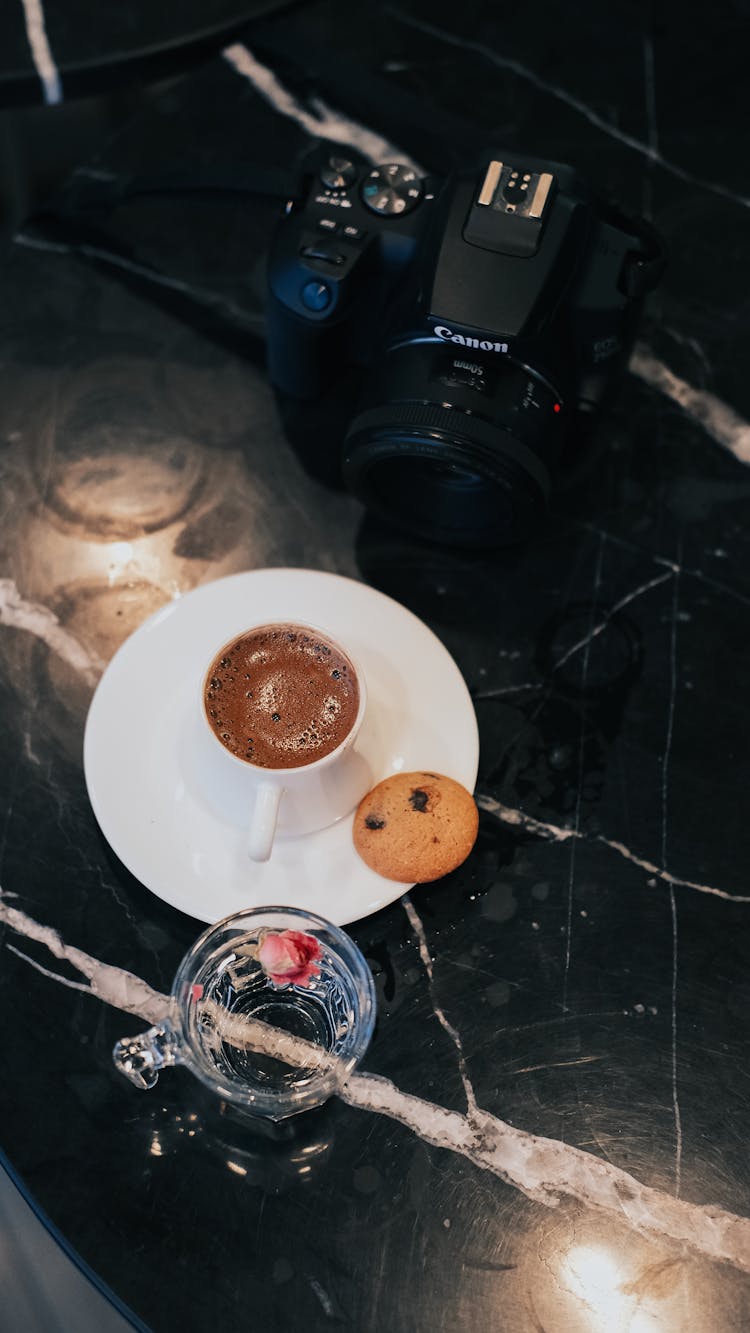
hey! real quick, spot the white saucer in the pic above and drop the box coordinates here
[83,569,479,926]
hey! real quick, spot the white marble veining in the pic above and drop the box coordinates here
[6,943,92,995]
[222,43,423,174]
[631,346,750,465]
[20,0,61,105]
[582,523,750,612]
[661,541,683,1198]
[552,568,675,672]
[402,894,479,1118]
[0,578,102,686]
[642,32,659,163]
[308,1279,336,1319]
[3,890,750,1274]
[0,898,170,1025]
[341,1072,750,1274]
[641,30,659,218]
[562,532,605,1014]
[473,680,540,700]
[477,797,750,904]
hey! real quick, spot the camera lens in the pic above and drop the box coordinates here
[342,340,564,547]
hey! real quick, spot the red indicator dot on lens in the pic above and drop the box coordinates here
[553,402,561,413]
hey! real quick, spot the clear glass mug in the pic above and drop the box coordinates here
[113,907,376,1121]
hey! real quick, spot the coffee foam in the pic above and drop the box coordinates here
[204,624,359,770]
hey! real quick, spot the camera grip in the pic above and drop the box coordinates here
[266,300,344,400]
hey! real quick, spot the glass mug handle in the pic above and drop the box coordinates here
[248,782,283,862]
[113,1022,184,1089]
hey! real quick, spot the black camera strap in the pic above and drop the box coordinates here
[596,200,668,299]
[52,163,300,217]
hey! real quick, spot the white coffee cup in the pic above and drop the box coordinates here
[200,621,369,862]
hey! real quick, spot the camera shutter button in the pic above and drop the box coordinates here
[320,157,357,189]
[301,280,332,311]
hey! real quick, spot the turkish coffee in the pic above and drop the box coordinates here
[203,623,360,770]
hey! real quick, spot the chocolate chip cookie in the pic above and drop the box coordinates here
[353,771,478,882]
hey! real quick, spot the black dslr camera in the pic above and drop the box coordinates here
[267,149,664,546]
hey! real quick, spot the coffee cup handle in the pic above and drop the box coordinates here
[248,783,283,862]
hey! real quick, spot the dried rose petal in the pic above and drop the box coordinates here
[257,929,322,988]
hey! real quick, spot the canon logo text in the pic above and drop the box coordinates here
[434,325,508,353]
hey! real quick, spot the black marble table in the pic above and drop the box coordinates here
[0,0,287,106]
[2,2,750,1329]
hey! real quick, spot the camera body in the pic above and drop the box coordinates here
[267,148,663,545]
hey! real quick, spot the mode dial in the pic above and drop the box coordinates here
[361,164,423,215]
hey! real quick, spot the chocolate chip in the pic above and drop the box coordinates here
[409,789,429,812]
[365,815,386,830]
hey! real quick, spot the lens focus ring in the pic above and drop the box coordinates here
[344,402,552,499]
